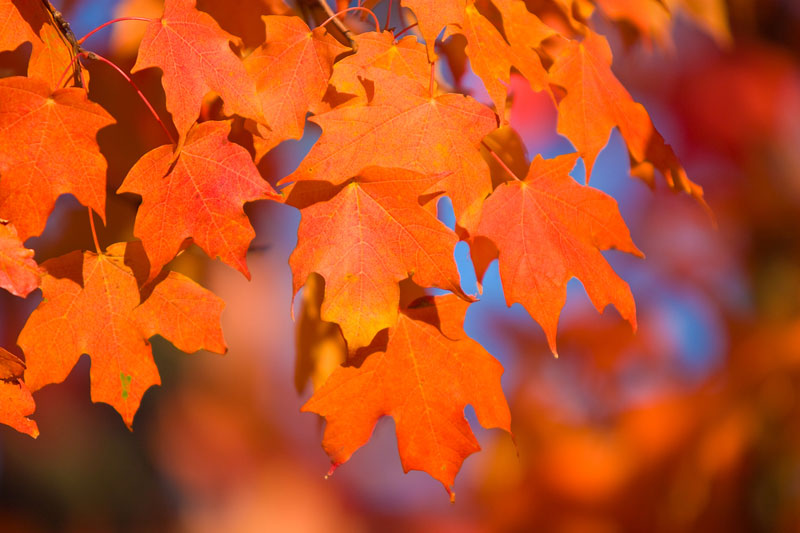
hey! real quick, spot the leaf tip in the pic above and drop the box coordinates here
[324,462,340,480]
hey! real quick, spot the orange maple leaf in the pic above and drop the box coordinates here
[0,220,40,297]
[118,120,279,281]
[0,347,38,438]
[19,242,227,427]
[245,15,348,155]
[475,153,643,354]
[439,1,553,120]
[403,0,465,59]
[549,30,705,202]
[284,72,495,232]
[289,167,465,351]
[303,294,511,498]
[0,76,114,240]
[132,0,263,138]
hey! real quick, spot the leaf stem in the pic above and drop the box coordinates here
[429,60,436,97]
[320,6,380,34]
[88,207,102,254]
[77,17,152,45]
[385,0,392,31]
[394,22,418,39]
[42,0,83,87]
[56,53,83,88]
[482,141,522,181]
[84,52,176,145]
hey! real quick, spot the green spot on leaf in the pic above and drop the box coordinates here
[120,373,132,400]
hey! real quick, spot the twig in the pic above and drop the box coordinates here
[310,0,356,48]
[41,0,83,87]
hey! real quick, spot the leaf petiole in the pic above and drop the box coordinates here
[320,6,381,34]
[83,52,176,145]
[394,22,418,40]
[77,17,152,46]
[482,141,523,181]
[88,207,102,254]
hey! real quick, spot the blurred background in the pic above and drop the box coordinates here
[2,0,800,531]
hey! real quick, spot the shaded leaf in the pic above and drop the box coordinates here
[290,167,465,351]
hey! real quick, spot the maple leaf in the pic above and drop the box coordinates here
[132,0,263,139]
[445,3,513,120]
[289,167,465,351]
[0,347,38,438]
[0,220,40,297]
[549,30,705,202]
[303,294,511,498]
[19,242,227,428]
[0,380,38,438]
[474,153,643,354]
[488,0,556,90]
[284,72,496,232]
[402,0,465,59]
[118,120,279,281]
[327,31,429,104]
[245,15,348,155]
[0,76,114,240]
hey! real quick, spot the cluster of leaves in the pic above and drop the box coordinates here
[0,0,713,497]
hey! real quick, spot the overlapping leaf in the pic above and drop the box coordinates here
[245,15,347,155]
[0,76,114,240]
[118,120,279,281]
[132,0,263,138]
[19,242,226,427]
[0,220,40,297]
[475,153,643,354]
[440,1,552,121]
[0,0,76,87]
[284,72,495,232]
[327,31,429,103]
[303,295,511,498]
[290,167,464,351]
